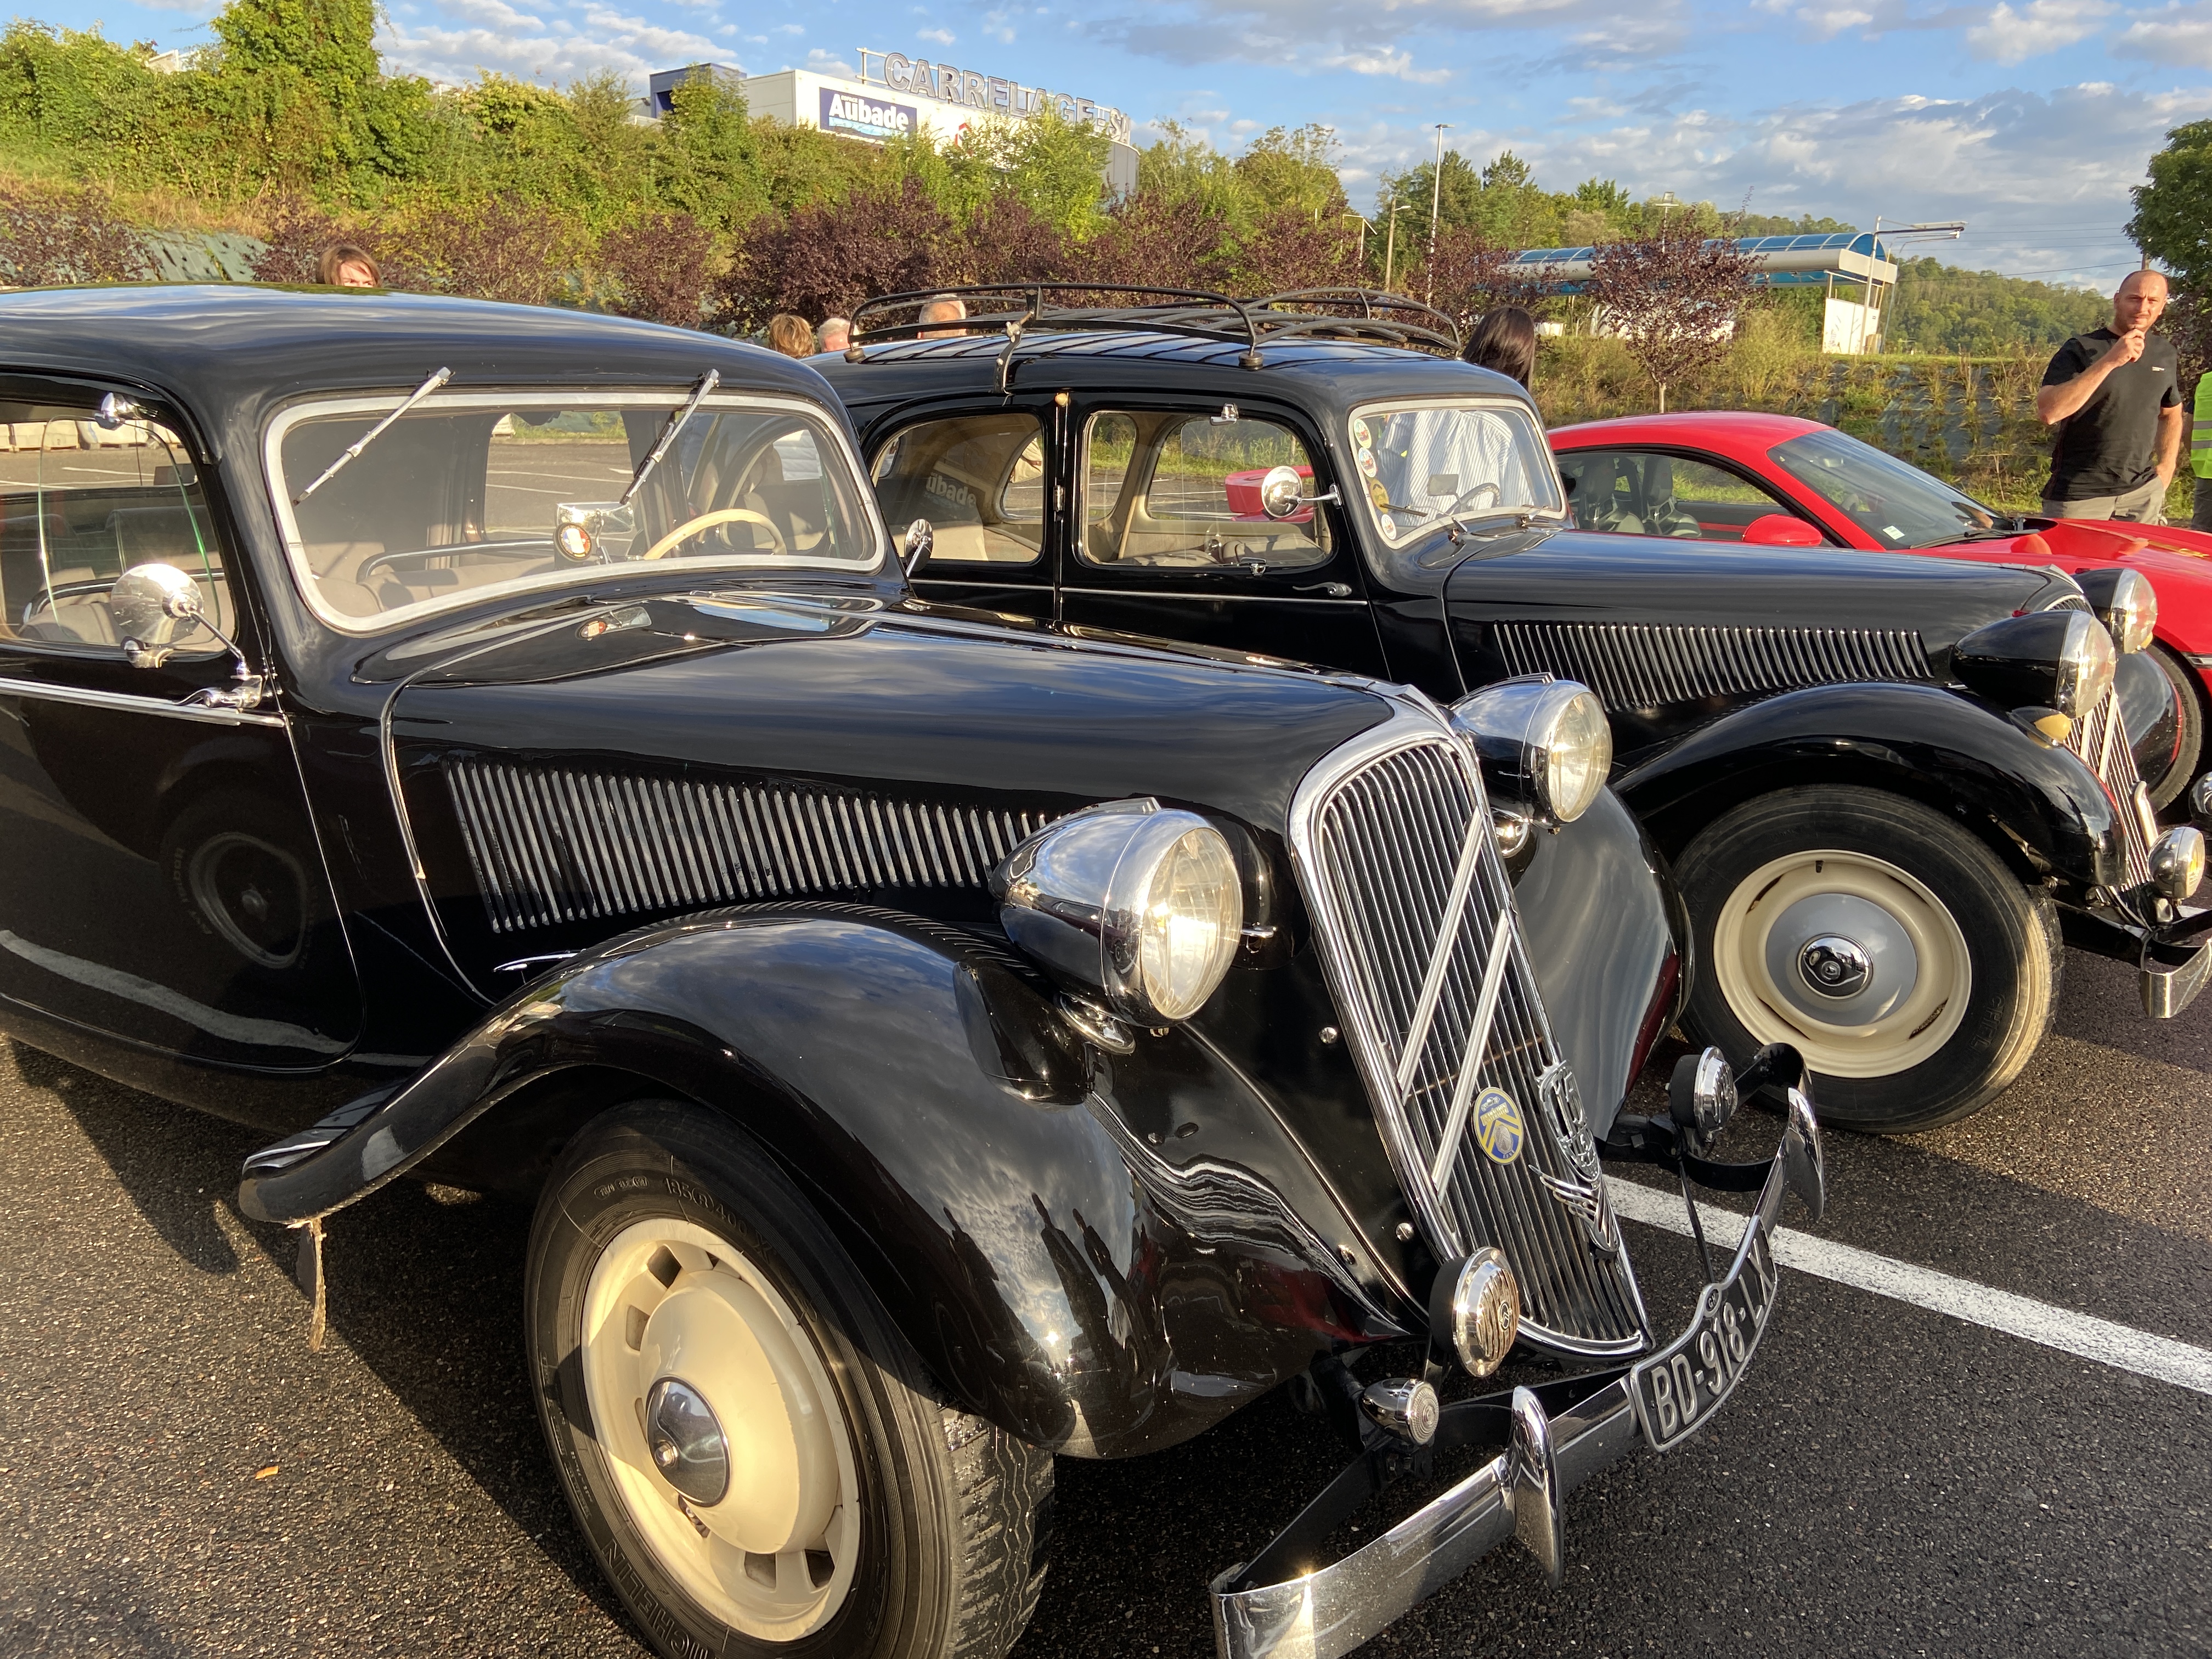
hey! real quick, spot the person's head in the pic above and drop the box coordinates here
[1464,306,1538,388]
[767,313,815,358]
[817,316,852,354]
[2114,269,2170,334]
[318,243,380,289]
[918,294,967,339]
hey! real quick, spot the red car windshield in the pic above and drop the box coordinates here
[1769,428,2007,550]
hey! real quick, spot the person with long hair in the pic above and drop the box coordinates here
[766,314,816,358]
[1464,306,1538,387]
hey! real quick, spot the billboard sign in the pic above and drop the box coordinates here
[819,87,918,142]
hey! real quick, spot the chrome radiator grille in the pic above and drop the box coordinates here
[2065,689,2155,887]
[1495,620,1931,712]
[446,758,1049,935]
[1291,716,1646,1353]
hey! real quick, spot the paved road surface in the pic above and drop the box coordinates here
[3,945,2208,1657]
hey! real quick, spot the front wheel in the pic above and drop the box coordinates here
[527,1100,1053,1659]
[1679,787,2059,1132]
[2143,642,2205,811]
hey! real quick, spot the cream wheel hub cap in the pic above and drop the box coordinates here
[1712,849,1971,1079]
[582,1218,861,1640]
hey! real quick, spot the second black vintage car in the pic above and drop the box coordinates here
[0,285,1823,1659]
[821,287,2212,1133]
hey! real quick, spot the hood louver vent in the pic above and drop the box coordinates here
[1495,621,1931,712]
[445,758,1052,935]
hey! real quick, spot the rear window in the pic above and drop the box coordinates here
[267,391,882,631]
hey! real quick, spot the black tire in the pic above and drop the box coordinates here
[2145,642,2205,811]
[1678,787,2059,1133]
[527,1100,1053,1659]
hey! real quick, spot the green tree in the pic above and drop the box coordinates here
[2130,119,2212,286]
[1233,124,1345,219]
[655,72,764,230]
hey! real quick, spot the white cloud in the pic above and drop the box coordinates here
[1965,0,2113,60]
[2113,0,2212,64]
[1316,44,1455,80]
[377,0,727,84]
[804,46,857,76]
[917,26,957,44]
[771,22,803,33]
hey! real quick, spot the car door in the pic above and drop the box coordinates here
[0,375,359,1072]
[1056,399,1390,676]
[867,402,1058,621]
[1556,447,1832,544]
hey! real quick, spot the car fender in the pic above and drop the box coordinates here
[236,902,1404,1457]
[1612,681,2125,889]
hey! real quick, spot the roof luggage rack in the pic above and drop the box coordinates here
[845,285,1462,384]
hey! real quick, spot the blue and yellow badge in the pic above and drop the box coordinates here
[1474,1087,1525,1165]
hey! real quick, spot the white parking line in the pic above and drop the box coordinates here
[1609,1178,2212,1397]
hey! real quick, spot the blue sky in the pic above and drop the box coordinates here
[61,0,2212,285]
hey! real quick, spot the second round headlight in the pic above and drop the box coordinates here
[1448,676,1615,823]
[994,800,1245,1026]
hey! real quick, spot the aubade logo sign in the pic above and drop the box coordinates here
[820,88,917,142]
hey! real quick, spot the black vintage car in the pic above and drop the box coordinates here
[0,285,1824,1659]
[821,287,2212,1133]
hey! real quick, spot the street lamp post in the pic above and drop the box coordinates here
[1383,200,1410,293]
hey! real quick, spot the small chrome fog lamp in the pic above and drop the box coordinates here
[1449,675,1613,824]
[1668,1046,1738,1152]
[994,799,1244,1025]
[1430,1245,1520,1378]
[1359,1377,1441,1446]
[2149,825,2206,901]
[2191,772,2212,830]
[2074,567,2158,654]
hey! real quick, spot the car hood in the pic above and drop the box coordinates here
[1443,527,2059,670]
[383,588,1392,983]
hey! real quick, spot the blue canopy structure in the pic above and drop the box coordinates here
[1505,232,1899,295]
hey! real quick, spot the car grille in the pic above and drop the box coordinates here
[445,757,1051,935]
[2065,688,2155,887]
[1494,621,1931,712]
[1290,712,1647,1355]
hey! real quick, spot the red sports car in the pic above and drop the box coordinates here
[1549,411,2212,806]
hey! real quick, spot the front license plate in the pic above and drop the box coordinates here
[1630,1212,1782,1451]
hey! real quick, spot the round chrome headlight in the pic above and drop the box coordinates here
[1955,608,2115,718]
[994,800,1244,1025]
[2074,567,2158,654]
[1448,676,1614,824]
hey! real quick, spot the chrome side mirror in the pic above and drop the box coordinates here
[110,563,261,710]
[902,517,934,573]
[96,392,146,431]
[1258,465,1341,521]
[112,562,210,668]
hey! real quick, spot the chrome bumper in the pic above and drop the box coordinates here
[1210,1105,1821,1659]
[2142,931,2212,1018]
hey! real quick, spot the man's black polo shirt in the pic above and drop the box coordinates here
[2041,326,2181,500]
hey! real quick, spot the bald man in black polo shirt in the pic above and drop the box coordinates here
[2036,269,2184,523]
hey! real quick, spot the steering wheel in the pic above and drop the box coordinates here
[1442,481,1503,517]
[641,509,787,561]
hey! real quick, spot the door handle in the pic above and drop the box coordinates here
[1295,582,1353,598]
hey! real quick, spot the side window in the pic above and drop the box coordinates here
[868,411,1046,565]
[0,396,233,651]
[1666,456,1798,540]
[1559,449,1795,541]
[1079,411,1331,572]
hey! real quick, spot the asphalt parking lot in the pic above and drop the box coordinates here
[4,943,2210,1658]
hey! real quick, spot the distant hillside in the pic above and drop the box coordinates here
[1885,257,2109,356]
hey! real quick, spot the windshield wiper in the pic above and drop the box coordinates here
[620,370,720,508]
[294,366,453,504]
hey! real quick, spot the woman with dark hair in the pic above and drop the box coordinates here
[1464,305,1538,387]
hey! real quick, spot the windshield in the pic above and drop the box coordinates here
[1351,400,1562,545]
[1768,427,2004,549]
[269,392,882,631]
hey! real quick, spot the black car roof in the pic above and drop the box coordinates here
[0,285,834,409]
[822,330,1533,422]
